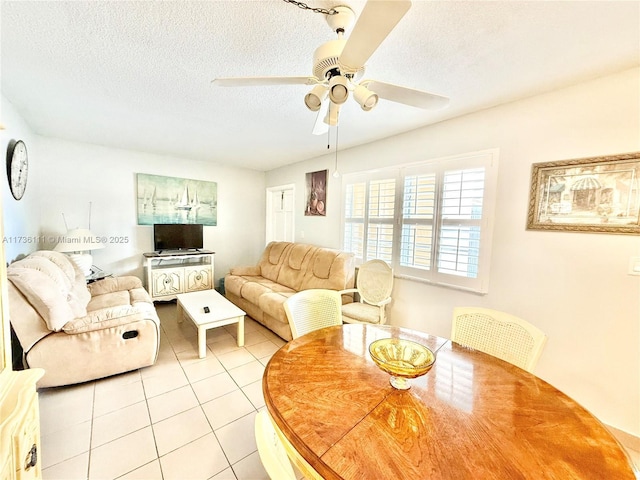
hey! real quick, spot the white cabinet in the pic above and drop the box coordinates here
[143,251,215,301]
[0,369,44,480]
[0,192,44,480]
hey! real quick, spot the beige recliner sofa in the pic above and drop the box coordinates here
[7,250,160,388]
[225,241,355,340]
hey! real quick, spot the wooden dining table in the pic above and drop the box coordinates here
[262,324,637,479]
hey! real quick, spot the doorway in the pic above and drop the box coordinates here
[266,184,295,244]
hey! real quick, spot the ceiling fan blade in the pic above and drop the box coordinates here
[212,76,319,87]
[363,80,450,110]
[338,0,412,75]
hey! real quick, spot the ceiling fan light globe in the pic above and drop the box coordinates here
[354,84,379,111]
[329,75,349,104]
[304,85,328,112]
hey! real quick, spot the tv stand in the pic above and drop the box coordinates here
[143,251,215,301]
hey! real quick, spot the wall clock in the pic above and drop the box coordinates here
[6,139,28,200]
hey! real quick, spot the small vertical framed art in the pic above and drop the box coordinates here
[305,169,327,216]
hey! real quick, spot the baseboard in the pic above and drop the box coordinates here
[607,424,640,451]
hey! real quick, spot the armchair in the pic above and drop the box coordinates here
[7,250,160,387]
[340,259,393,325]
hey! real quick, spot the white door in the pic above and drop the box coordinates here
[266,185,295,244]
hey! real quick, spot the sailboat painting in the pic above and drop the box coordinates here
[136,173,217,226]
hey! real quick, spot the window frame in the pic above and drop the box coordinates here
[341,149,499,294]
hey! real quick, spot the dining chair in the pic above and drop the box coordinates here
[339,259,393,325]
[451,307,547,373]
[254,410,297,480]
[284,289,343,339]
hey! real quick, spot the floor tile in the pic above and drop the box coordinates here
[41,452,89,480]
[93,380,145,417]
[39,382,95,436]
[242,330,270,347]
[91,400,151,447]
[139,357,182,380]
[216,348,256,370]
[147,384,199,424]
[207,326,236,342]
[182,355,226,383]
[152,406,212,456]
[232,450,269,480]
[228,360,265,387]
[242,379,266,410]
[215,412,258,464]
[142,365,189,398]
[159,433,229,480]
[166,333,198,354]
[246,340,280,359]
[201,390,256,430]
[208,335,243,355]
[41,420,92,469]
[191,371,239,404]
[118,459,163,479]
[95,369,142,389]
[88,426,157,479]
[211,467,239,479]
[175,346,207,366]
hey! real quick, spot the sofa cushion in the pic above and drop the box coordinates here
[258,291,295,324]
[88,290,130,312]
[258,242,292,282]
[7,257,90,332]
[63,305,143,334]
[30,250,91,307]
[341,302,381,324]
[87,276,143,296]
[225,274,252,298]
[229,266,260,276]
[276,243,315,290]
[300,249,354,291]
[241,281,276,305]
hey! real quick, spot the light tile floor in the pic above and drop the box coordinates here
[38,302,286,480]
[36,302,640,479]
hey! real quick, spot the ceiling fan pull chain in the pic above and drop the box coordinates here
[327,102,332,149]
[282,0,338,15]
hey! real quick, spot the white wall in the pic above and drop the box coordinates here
[1,97,41,262]
[266,68,640,437]
[1,94,267,288]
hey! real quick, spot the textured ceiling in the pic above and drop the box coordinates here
[1,1,639,171]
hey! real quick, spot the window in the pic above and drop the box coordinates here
[342,150,498,293]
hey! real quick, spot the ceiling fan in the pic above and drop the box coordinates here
[212,0,449,135]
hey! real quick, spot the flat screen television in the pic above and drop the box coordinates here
[153,223,203,252]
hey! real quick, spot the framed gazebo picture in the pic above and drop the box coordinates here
[527,152,640,235]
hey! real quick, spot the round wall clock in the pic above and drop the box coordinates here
[6,139,28,200]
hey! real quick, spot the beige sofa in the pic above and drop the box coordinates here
[225,242,355,340]
[7,250,160,388]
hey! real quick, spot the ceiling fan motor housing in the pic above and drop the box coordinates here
[312,39,364,81]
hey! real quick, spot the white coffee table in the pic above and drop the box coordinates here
[176,289,246,358]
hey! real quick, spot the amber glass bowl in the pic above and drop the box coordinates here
[369,338,436,390]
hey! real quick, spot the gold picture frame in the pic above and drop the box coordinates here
[527,152,640,235]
